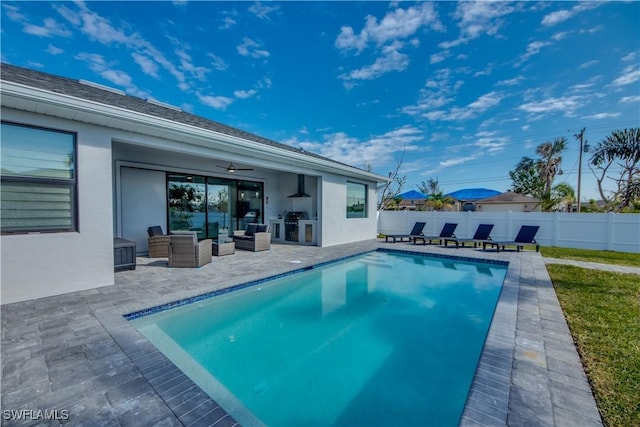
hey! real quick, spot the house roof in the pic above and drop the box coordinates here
[445,188,502,201]
[478,191,539,203]
[398,190,428,200]
[1,62,388,183]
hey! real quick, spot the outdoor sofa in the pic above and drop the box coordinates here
[234,223,271,252]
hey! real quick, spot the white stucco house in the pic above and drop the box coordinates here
[1,63,388,304]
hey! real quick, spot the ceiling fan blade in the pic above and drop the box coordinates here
[215,162,253,172]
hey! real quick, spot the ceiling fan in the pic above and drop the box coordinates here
[217,162,253,173]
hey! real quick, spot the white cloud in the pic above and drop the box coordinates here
[439,1,517,48]
[541,2,601,27]
[284,125,424,168]
[612,67,640,86]
[516,41,551,66]
[620,95,640,103]
[197,93,233,110]
[335,2,442,53]
[207,53,228,71]
[581,112,621,120]
[335,3,442,84]
[519,96,582,115]
[423,91,504,121]
[440,155,477,168]
[132,52,159,78]
[430,50,450,64]
[579,60,599,69]
[237,37,270,58]
[496,76,524,86]
[339,41,409,84]
[75,52,145,97]
[249,2,280,20]
[234,89,257,99]
[219,16,236,30]
[55,2,191,91]
[622,52,637,62]
[46,44,64,55]
[5,4,72,38]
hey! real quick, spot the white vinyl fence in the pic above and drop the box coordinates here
[377,210,640,253]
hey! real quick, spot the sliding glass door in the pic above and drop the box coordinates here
[167,174,262,240]
[168,174,206,239]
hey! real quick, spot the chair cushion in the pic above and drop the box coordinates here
[148,226,164,237]
[256,224,268,233]
[245,223,258,237]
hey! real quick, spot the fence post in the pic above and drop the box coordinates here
[553,211,560,247]
[507,210,513,239]
[607,212,615,251]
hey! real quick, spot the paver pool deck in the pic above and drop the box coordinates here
[1,239,613,426]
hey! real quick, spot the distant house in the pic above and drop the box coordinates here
[474,192,541,212]
[395,190,429,210]
[445,188,502,211]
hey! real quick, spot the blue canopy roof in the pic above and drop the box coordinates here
[398,189,428,200]
[445,188,502,200]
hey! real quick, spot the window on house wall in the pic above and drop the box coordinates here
[1,122,77,234]
[346,181,367,218]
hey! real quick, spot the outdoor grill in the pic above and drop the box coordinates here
[284,211,308,242]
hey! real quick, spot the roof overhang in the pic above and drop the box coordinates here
[1,80,390,184]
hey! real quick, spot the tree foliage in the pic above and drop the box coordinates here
[509,157,544,197]
[417,178,455,211]
[589,128,640,211]
[508,137,567,211]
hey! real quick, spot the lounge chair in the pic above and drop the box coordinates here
[147,225,170,257]
[482,225,540,252]
[384,222,426,243]
[413,223,458,245]
[234,223,271,252]
[444,224,494,249]
[168,233,212,267]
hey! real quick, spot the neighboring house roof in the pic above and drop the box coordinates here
[1,62,388,183]
[398,190,428,200]
[478,191,539,204]
[445,188,502,201]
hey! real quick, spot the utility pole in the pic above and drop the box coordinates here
[574,128,586,213]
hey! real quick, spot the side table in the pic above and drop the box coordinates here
[213,240,235,256]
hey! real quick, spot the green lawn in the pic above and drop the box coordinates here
[541,246,640,267]
[547,264,640,427]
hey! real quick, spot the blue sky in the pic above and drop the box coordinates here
[2,1,639,201]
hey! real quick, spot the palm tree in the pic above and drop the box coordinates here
[536,137,567,199]
[590,128,640,210]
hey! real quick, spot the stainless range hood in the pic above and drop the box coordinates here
[288,174,311,197]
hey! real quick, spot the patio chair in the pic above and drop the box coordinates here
[444,224,494,249]
[413,223,458,245]
[147,225,170,257]
[168,233,212,267]
[234,223,271,252]
[384,222,426,243]
[482,225,540,253]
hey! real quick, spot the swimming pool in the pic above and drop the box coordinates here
[129,250,507,426]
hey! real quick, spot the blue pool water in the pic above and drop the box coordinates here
[130,250,507,426]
